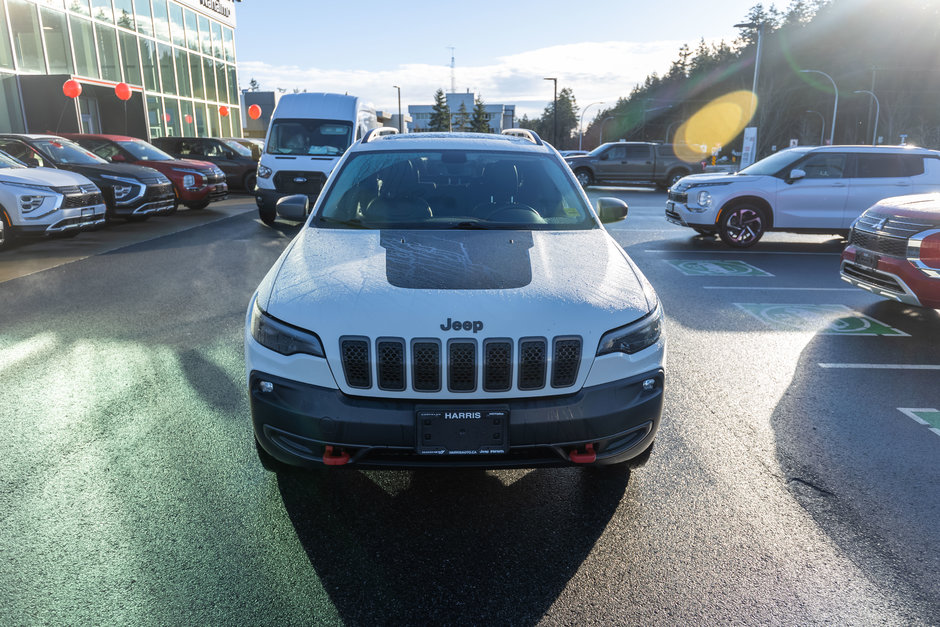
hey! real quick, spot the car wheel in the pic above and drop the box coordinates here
[185,200,210,210]
[244,172,257,192]
[575,169,593,187]
[0,211,13,251]
[258,205,276,225]
[665,170,688,189]
[718,204,766,248]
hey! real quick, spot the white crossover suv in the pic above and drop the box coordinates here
[245,131,665,470]
[666,145,940,247]
[0,149,105,250]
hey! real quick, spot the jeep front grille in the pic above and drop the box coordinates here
[339,336,582,394]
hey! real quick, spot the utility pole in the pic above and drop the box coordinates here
[544,77,557,147]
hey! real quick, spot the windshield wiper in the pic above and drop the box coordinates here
[450,221,492,230]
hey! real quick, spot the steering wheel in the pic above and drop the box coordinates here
[485,203,545,223]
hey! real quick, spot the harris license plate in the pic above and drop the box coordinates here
[416,409,508,455]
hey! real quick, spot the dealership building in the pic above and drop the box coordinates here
[0,0,241,140]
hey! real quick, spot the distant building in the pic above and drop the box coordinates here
[409,91,515,133]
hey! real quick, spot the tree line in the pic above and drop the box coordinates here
[515,0,940,158]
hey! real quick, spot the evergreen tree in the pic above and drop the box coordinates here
[454,102,471,131]
[428,89,451,132]
[471,97,490,133]
[248,78,260,91]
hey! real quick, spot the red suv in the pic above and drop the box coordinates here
[63,134,228,211]
[841,193,940,309]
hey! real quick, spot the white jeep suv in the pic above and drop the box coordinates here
[666,145,940,247]
[245,131,665,470]
[0,149,105,250]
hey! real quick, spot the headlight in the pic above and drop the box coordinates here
[250,300,324,357]
[596,304,663,356]
[19,194,51,212]
[696,190,712,207]
[257,164,272,178]
[172,168,205,187]
[183,175,195,188]
[101,175,141,202]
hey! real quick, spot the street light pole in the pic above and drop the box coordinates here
[544,77,557,146]
[393,85,402,133]
[800,69,838,145]
[853,90,880,146]
[599,116,614,145]
[734,21,764,123]
[579,101,604,151]
[806,110,825,145]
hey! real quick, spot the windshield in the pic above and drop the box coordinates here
[117,139,173,161]
[0,150,25,169]
[266,118,353,156]
[738,148,810,176]
[586,143,613,157]
[34,138,107,165]
[220,139,252,157]
[314,149,596,231]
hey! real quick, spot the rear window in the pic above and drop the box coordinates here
[314,149,596,231]
[855,153,923,178]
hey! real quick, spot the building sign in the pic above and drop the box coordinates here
[176,0,237,27]
[740,127,758,168]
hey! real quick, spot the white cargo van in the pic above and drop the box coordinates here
[254,93,379,225]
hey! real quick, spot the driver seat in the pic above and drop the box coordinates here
[473,161,519,217]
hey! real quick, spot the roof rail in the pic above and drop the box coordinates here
[501,128,543,145]
[362,127,400,143]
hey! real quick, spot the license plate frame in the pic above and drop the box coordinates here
[855,249,879,269]
[416,408,508,456]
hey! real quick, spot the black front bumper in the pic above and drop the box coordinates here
[249,369,664,469]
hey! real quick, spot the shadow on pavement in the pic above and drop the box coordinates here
[277,466,630,624]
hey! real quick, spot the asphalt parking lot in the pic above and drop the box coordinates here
[0,190,937,624]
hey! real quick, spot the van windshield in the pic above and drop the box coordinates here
[266,119,353,156]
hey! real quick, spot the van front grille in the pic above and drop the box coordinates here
[339,335,583,394]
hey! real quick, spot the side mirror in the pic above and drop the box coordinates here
[276,194,309,221]
[788,168,806,182]
[597,197,628,224]
[599,153,609,161]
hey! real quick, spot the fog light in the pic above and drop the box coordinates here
[642,378,656,391]
[259,381,274,393]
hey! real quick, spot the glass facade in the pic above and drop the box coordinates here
[0,0,240,138]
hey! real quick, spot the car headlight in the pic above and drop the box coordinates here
[250,300,324,357]
[257,164,272,178]
[101,175,141,202]
[596,304,663,356]
[696,190,712,208]
[19,194,52,212]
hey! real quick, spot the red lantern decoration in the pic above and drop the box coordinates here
[248,104,262,120]
[184,114,193,124]
[115,82,132,101]
[219,106,229,117]
[62,79,82,99]
[164,113,171,123]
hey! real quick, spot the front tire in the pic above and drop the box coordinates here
[243,172,257,193]
[258,204,276,225]
[0,211,13,251]
[661,169,689,190]
[718,204,766,248]
[575,169,593,187]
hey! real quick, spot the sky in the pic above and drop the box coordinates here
[232,0,769,121]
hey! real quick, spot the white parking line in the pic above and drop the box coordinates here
[819,364,940,370]
[703,286,856,291]
[898,408,940,437]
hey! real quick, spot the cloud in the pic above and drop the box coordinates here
[238,40,691,119]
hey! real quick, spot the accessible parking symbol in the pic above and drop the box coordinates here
[667,259,773,277]
[735,303,909,336]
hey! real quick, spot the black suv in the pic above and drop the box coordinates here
[0,134,175,221]
[152,137,257,192]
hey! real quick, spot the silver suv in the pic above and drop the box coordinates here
[666,145,940,247]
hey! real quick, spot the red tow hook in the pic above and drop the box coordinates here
[322,445,350,466]
[569,442,597,464]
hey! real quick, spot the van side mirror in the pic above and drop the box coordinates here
[597,197,628,224]
[599,152,609,161]
[276,194,309,221]
[788,168,806,183]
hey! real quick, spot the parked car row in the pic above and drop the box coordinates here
[0,133,236,251]
[665,144,940,309]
